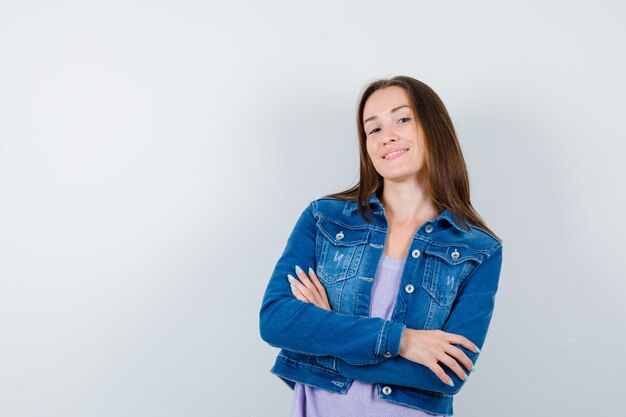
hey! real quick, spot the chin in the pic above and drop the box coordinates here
[380,169,421,182]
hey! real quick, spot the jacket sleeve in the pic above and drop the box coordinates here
[259,200,406,365]
[333,244,504,395]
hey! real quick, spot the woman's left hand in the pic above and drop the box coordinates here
[288,266,331,311]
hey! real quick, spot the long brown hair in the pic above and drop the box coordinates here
[324,75,502,243]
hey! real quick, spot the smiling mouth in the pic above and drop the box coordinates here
[383,148,409,160]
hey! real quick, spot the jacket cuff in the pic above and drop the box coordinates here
[376,320,406,361]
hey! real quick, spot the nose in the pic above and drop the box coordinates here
[379,122,400,145]
[382,131,399,146]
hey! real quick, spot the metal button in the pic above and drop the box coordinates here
[382,386,392,395]
[411,249,421,258]
[451,248,460,260]
[335,231,344,240]
[383,352,392,358]
[405,284,414,294]
[424,224,434,233]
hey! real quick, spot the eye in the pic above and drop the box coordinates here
[398,117,410,123]
[367,127,380,135]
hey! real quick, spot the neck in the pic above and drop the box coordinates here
[380,179,439,224]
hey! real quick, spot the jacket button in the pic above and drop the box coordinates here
[424,224,434,233]
[335,231,344,240]
[451,248,460,260]
[382,386,392,395]
[383,351,392,358]
[405,284,414,294]
[411,249,421,258]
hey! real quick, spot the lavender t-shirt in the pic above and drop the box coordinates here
[289,254,444,417]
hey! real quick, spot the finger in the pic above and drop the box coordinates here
[295,265,316,292]
[438,351,469,382]
[294,266,322,304]
[307,267,331,310]
[427,361,455,387]
[289,279,309,302]
[307,267,327,295]
[446,345,474,373]
[446,332,480,354]
[289,273,315,301]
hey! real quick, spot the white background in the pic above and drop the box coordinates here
[1,1,624,416]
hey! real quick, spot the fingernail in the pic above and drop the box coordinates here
[308,267,315,275]
[463,373,469,381]
[295,265,304,274]
[447,380,454,387]
[290,283,296,290]
[471,365,476,372]
[287,274,295,282]
[475,346,481,353]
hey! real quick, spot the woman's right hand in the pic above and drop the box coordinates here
[399,328,478,386]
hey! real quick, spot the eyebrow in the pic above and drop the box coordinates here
[363,105,411,125]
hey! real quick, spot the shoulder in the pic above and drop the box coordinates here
[309,196,355,217]
[431,210,502,261]
[466,224,502,256]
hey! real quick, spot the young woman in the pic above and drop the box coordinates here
[259,76,504,416]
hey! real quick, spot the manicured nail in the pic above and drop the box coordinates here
[471,365,476,372]
[287,274,296,282]
[308,267,315,275]
[290,284,296,290]
[447,380,454,387]
[295,265,304,274]
[463,373,469,381]
[475,346,481,353]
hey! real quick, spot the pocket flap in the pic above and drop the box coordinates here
[316,216,370,246]
[424,244,483,265]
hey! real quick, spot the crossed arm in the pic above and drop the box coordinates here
[259,200,503,395]
[331,245,503,395]
[259,201,405,366]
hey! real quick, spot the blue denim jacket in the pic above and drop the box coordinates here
[259,190,503,416]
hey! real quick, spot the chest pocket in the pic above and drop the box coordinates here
[421,244,483,306]
[315,216,370,284]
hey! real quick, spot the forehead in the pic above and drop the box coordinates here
[363,86,412,121]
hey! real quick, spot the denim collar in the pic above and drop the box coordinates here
[342,190,467,233]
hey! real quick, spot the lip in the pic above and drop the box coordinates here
[382,147,409,160]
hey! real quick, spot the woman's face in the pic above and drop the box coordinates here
[363,86,427,184]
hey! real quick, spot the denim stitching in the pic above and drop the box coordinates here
[335,278,345,311]
[425,241,490,257]
[315,212,373,231]
[277,352,342,375]
[488,241,503,256]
